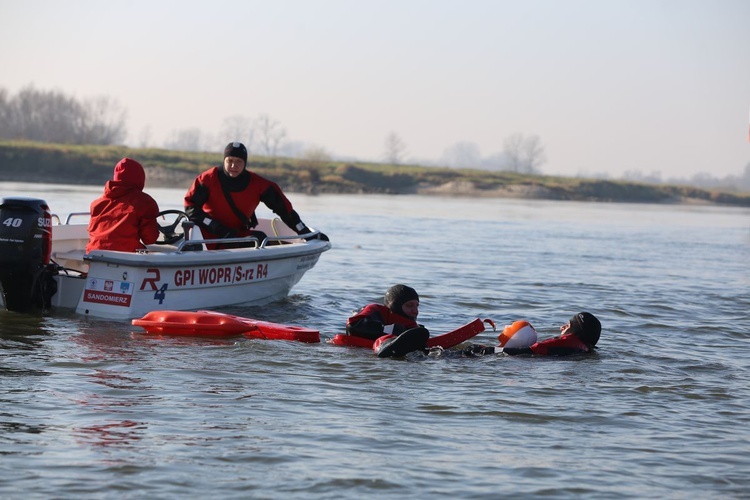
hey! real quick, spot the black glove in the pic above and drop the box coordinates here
[306,232,329,242]
[207,219,234,238]
[297,223,329,242]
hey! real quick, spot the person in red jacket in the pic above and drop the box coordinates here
[346,284,427,341]
[464,312,602,357]
[184,141,327,247]
[86,157,160,253]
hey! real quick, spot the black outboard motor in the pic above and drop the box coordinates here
[0,197,57,312]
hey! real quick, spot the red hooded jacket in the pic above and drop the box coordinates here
[86,158,160,253]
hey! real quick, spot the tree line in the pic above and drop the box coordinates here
[0,85,547,173]
[158,113,292,159]
[0,85,313,162]
[2,85,746,192]
[0,86,127,145]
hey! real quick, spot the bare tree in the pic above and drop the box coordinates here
[279,140,307,158]
[256,113,286,157]
[479,152,508,170]
[0,88,9,138]
[301,146,332,164]
[78,96,127,145]
[742,162,750,190]
[164,127,205,152]
[503,134,525,172]
[0,85,127,145]
[13,86,83,143]
[441,141,481,169]
[383,131,407,165]
[522,134,546,173]
[503,133,546,173]
[220,115,255,151]
[623,170,663,184]
[137,125,153,148]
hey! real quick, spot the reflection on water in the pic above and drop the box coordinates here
[1,182,749,498]
[73,419,146,448]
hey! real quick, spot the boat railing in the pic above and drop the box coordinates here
[50,212,90,225]
[171,230,322,253]
[62,212,91,224]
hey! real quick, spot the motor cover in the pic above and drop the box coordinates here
[0,197,54,311]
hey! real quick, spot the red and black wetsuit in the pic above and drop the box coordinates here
[184,167,306,240]
[346,304,420,341]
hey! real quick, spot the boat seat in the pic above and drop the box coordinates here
[53,249,86,263]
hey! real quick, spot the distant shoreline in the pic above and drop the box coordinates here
[2,141,749,207]
[2,169,737,207]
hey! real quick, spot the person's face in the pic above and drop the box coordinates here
[223,156,246,177]
[560,321,571,334]
[401,299,419,319]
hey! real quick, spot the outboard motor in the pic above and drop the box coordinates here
[0,197,57,312]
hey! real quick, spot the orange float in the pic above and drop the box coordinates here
[497,320,538,348]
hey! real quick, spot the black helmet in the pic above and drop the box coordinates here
[569,312,601,347]
[384,284,419,316]
[224,141,248,163]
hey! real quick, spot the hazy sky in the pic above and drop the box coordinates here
[2,0,749,179]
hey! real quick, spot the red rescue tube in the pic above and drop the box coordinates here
[132,310,254,337]
[242,320,320,343]
[426,318,485,348]
[132,310,321,343]
[196,310,321,343]
[330,318,487,349]
[329,334,375,348]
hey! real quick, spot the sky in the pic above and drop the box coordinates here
[1,0,749,179]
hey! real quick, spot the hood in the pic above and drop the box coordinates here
[112,157,146,190]
[569,312,601,347]
[384,284,419,318]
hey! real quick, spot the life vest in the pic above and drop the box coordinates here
[499,321,592,355]
[346,303,419,340]
[529,333,592,356]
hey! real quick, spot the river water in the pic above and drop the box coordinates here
[1,182,749,499]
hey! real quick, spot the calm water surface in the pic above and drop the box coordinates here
[1,182,749,499]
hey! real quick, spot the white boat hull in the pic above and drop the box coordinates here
[40,215,330,319]
[73,241,327,319]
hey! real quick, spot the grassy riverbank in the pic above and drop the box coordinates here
[2,140,749,206]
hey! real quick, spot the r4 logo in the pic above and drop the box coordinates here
[154,283,168,304]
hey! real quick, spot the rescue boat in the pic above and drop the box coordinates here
[0,197,330,320]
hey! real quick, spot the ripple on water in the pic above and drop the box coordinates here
[2,189,750,498]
